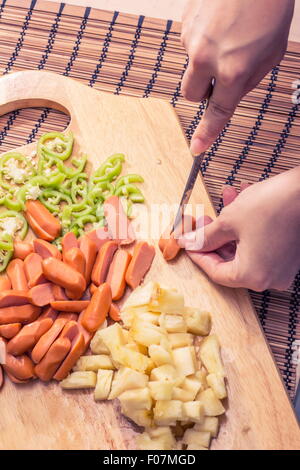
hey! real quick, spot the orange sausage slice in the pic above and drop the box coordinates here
[6,318,53,355]
[52,284,68,301]
[53,331,85,381]
[125,241,155,289]
[62,232,78,260]
[34,337,71,381]
[31,317,68,364]
[106,249,132,300]
[58,312,77,321]
[42,257,86,300]
[159,215,196,261]
[7,259,28,290]
[50,300,89,312]
[63,247,85,277]
[85,227,110,250]
[25,200,61,240]
[0,323,22,339]
[5,370,31,384]
[79,235,98,283]
[33,239,62,260]
[80,283,111,333]
[13,241,33,260]
[24,253,46,288]
[89,283,97,296]
[40,306,58,321]
[0,273,11,291]
[25,212,54,241]
[109,302,121,322]
[78,311,93,349]
[91,241,118,286]
[0,290,30,308]
[0,304,40,325]
[29,283,55,307]
[4,353,35,380]
[103,195,135,244]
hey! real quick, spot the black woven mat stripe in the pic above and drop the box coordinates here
[0,1,299,398]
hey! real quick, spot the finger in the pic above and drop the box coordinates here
[186,251,240,287]
[179,217,235,252]
[177,215,212,249]
[222,185,238,206]
[190,79,245,155]
[181,63,212,102]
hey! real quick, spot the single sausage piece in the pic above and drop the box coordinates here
[80,283,112,333]
[62,232,78,260]
[85,227,110,250]
[42,257,86,300]
[0,273,11,291]
[159,215,196,261]
[106,249,132,300]
[25,200,61,240]
[6,318,53,355]
[125,241,155,289]
[50,300,89,312]
[77,311,93,349]
[4,353,35,380]
[63,247,86,278]
[79,235,97,283]
[24,253,46,288]
[91,241,118,286]
[40,306,58,321]
[109,302,121,322]
[89,283,97,296]
[103,195,135,244]
[5,370,31,384]
[52,284,68,301]
[31,317,69,364]
[53,332,85,381]
[0,290,30,309]
[0,323,22,339]
[26,212,54,241]
[29,283,55,307]
[59,321,79,341]
[58,312,77,321]
[34,337,71,382]
[33,239,62,260]
[0,304,40,325]
[13,241,33,260]
[7,259,28,290]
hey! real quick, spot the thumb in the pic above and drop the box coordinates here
[190,80,244,155]
[187,251,240,288]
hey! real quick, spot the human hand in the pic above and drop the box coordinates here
[178,168,300,291]
[181,0,295,155]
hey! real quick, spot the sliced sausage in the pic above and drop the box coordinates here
[53,332,85,381]
[58,312,77,321]
[125,241,155,289]
[34,337,71,382]
[78,311,93,349]
[103,195,135,244]
[26,212,54,241]
[0,273,11,291]
[0,290,30,308]
[25,200,61,240]
[80,283,111,333]
[52,284,68,301]
[159,215,196,261]
[24,253,46,288]
[63,247,85,278]
[5,370,31,384]
[89,283,97,296]
[62,232,78,260]
[31,317,68,364]
[85,227,110,250]
[29,283,55,307]
[33,239,62,260]
[0,304,40,325]
[42,257,86,300]
[3,353,35,380]
[7,259,28,290]
[109,302,121,322]
[0,323,22,339]
[40,306,58,321]
[79,235,97,283]
[7,318,53,355]
[50,300,89,312]
[106,249,132,300]
[91,241,118,286]
[13,241,33,260]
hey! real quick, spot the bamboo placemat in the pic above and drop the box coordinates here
[0,0,299,398]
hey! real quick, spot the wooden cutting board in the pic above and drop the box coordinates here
[0,71,299,450]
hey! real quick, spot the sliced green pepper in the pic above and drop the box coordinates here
[37,132,74,161]
[91,154,125,184]
[0,211,28,240]
[115,174,144,189]
[114,183,145,202]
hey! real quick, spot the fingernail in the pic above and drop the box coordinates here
[190,137,207,156]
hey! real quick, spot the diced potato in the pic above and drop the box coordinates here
[172,387,197,402]
[182,429,211,448]
[197,388,225,416]
[182,401,204,423]
[130,318,167,346]
[199,335,225,376]
[122,408,152,428]
[194,417,219,437]
[181,376,203,399]
[194,369,208,389]
[137,428,175,450]
[149,381,173,400]
[172,347,197,376]
[147,427,176,448]
[148,345,173,366]
[153,400,183,426]
[126,342,148,355]
[121,328,130,343]
[155,287,185,314]
[122,281,159,310]
[110,345,152,373]
[186,444,208,450]
[119,387,152,411]
[168,333,193,349]
[74,355,115,371]
[145,358,156,375]
[207,373,227,399]
[96,323,127,353]
[60,371,97,389]
[159,314,187,333]
[94,370,114,400]
[150,364,183,386]
[90,333,110,355]
[138,312,161,326]
[184,308,211,336]
[109,367,148,399]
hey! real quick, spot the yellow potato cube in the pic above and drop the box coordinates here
[181,376,203,399]
[130,318,167,346]
[156,287,185,314]
[207,373,227,399]
[184,308,211,336]
[182,401,204,423]
[194,417,219,437]
[199,335,225,376]
[150,364,183,385]
[122,281,159,310]
[197,388,225,416]
[119,387,152,411]
[148,345,173,366]
[168,333,193,349]
[153,400,183,426]
[123,408,152,428]
[148,381,174,401]
[94,370,114,401]
[74,355,115,371]
[137,428,175,450]
[172,387,197,402]
[110,345,152,373]
[109,367,148,399]
[90,333,110,355]
[159,314,187,333]
[172,346,197,376]
[96,323,126,353]
[60,371,97,389]
[183,429,211,447]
